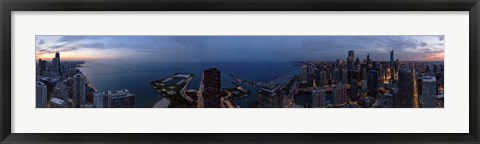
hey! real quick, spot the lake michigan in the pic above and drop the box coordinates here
[78,61,301,108]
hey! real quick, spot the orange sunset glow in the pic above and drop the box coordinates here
[419,52,445,61]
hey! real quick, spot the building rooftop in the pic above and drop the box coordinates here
[422,75,436,82]
[260,76,293,93]
[50,98,66,105]
[36,81,46,87]
[436,94,444,99]
[95,89,134,97]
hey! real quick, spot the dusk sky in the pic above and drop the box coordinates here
[36,36,445,62]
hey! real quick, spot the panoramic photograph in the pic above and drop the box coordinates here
[35,36,445,108]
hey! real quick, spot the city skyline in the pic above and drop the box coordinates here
[36,36,445,62]
[35,36,444,108]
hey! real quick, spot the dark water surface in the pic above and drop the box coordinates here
[78,61,301,108]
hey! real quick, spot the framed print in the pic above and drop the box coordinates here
[1,0,479,144]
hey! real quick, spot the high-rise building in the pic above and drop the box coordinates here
[55,51,60,63]
[379,64,385,82]
[94,89,135,108]
[398,67,414,108]
[350,79,359,99]
[53,81,69,102]
[258,76,298,108]
[52,51,62,75]
[367,69,379,98]
[52,57,58,74]
[36,81,48,108]
[93,92,105,108]
[72,73,86,108]
[395,59,400,80]
[201,68,221,108]
[421,76,437,108]
[361,68,367,80]
[390,50,395,80]
[331,62,337,76]
[38,58,47,76]
[341,68,348,83]
[301,65,308,84]
[258,89,285,108]
[315,69,327,87]
[355,57,360,67]
[347,51,354,80]
[367,54,371,66]
[361,79,367,92]
[312,87,326,108]
[333,68,340,83]
[353,57,361,71]
[314,69,321,87]
[332,83,347,105]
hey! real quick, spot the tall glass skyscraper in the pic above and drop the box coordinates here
[201,68,221,108]
[73,73,86,108]
[367,69,379,98]
[36,81,47,108]
[421,76,437,108]
[398,67,414,108]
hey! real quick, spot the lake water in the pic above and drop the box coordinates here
[78,61,301,108]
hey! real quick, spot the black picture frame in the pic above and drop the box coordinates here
[1,0,479,143]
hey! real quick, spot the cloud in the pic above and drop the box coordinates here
[36,39,45,45]
[425,52,445,60]
[57,36,91,43]
[35,36,444,61]
[40,46,78,53]
[77,42,107,49]
[438,36,445,41]
[134,50,158,53]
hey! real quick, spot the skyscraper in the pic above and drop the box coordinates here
[361,67,367,80]
[38,58,47,76]
[301,65,308,84]
[93,92,105,108]
[367,69,379,98]
[332,83,347,105]
[53,81,69,102]
[333,68,340,83]
[36,81,48,108]
[52,51,61,75]
[319,70,328,87]
[201,68,221,108]
[355,57,360,67]
[257,76,297,108]
[347,50,354,81]
[367,54,371,66]
[72,73,86,108]
[379,64,385,82]
[341,68,348,83]
[94,89,135,108]
[421,76,437,108]
[348,50,354,59]
[390,50,395,81]
[395,59,400,80]
[52,57,58,74]
[398,67,414,108]
[350,79,359,100]
[311,87,326,108]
